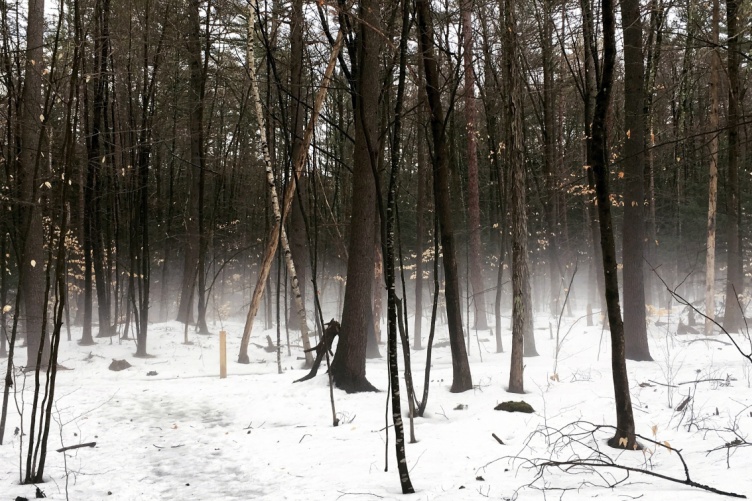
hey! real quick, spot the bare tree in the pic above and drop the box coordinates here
[704,0,720,336]
[620,0,652,361]
[416,0,473,393]
[587,0,638,449]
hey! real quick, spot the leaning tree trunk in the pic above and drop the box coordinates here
[416,0,473,393]
[236,16,341,366]
[245,1,314,368]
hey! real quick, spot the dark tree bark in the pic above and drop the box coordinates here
[132,2,167,357]
[620,0,652,361]
[589,0,638,449]
[192,0,210,335]
[382,0,415,489]
[83,0,115,345]
[177,0,208,333]
[416,0,473,393]
[581,0,607,325]
[413,60,428,350]
[642,0,665,308]
[541,0,562,317]
[723,0,744,333]
[330,0,381,393]
[18,0,48,366]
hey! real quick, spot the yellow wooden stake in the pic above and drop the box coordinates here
[219,330,227,379]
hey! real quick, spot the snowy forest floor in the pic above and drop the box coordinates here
[1,307,751,500]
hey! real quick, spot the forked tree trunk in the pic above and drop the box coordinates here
[416,0,473,393]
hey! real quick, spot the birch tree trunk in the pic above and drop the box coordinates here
[238,11,343,364]
[242,2,313,367]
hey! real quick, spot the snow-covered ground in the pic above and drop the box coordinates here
[1,309,751,500]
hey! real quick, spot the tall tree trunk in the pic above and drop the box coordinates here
[189,0,209,335]
[244,0,315,368]
[642,0,665,309]
[330,0,382,392]
[503,0,537,372]
[18,0,48,366]
[383,1,415,489]
[620,0,652,360]
[84,0,114,343]
[176,0,205,328]
[288,0,309,332]
[236,22,340,366]
[589,0,638,449]
[705,0,720,336]
[461,0,488,330]
[541,0,562,316]
[581,0,606,325]
[413,60,428,350]
[416,0,473,393]
[723,0,744,332]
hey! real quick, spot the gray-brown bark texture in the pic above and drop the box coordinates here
[416,0,473,393]
[461,0,488,330]
[723,0,744,333]
[19,0,48,366]
[330,0,382,392]
[503,0,536,379]
[620,0,651,361]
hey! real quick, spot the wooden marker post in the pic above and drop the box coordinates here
[219,330,227,379]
